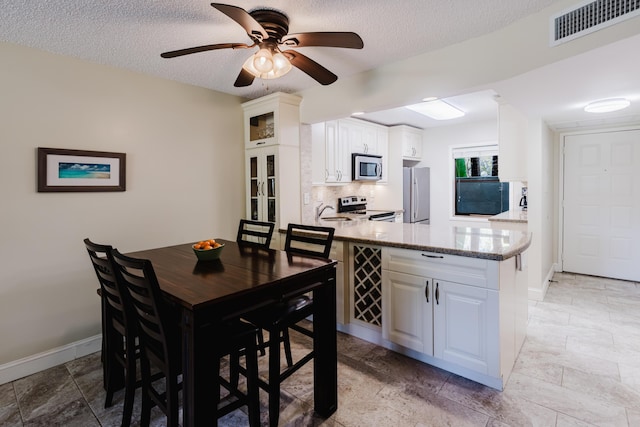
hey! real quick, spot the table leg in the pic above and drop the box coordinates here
[181,310,217,427]
[312,268,338,417]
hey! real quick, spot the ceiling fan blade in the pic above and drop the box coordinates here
[161,43,250,58]
[281,32,364,49]
[211,3,268,41]
[234,68,255,87]
[284,50,337,85]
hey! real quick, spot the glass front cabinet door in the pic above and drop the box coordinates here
[246,147,277,223]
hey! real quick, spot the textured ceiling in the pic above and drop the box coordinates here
[2,1,639,130]
[0,0,558,100]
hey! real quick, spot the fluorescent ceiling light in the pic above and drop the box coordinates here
[584,98,631,113]
[405,99,465,120]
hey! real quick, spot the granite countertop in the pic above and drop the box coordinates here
[488,209,528,224]
[312,219,531,261]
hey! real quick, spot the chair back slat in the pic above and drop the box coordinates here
[284,224,335,259]
[237,219,275,249]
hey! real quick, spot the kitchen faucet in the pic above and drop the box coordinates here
[315,203,335,221]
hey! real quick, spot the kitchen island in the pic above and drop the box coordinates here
[286,220,531,390]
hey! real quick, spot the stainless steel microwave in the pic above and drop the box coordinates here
[352,153,382,181]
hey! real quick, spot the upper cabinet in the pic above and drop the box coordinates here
[312,118,389,185]
[390,125,423,161]
[243,92,302,149]
[497,103,528,183]
[242,93,302,231]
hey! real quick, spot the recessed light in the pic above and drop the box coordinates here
[405,99,465,120]
[351,111,365,116]
[584,98,631,113]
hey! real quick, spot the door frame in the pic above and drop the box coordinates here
[557,124,640,275]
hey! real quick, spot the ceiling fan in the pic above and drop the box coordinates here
[161,3,364,87]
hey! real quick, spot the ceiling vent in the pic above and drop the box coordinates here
[550,0,640,46]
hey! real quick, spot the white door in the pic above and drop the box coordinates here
[563,130,640,281]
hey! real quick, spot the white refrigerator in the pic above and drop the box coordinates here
[403,167,430,224]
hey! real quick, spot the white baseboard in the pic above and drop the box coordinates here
[528,264,558,301]
[0,335,102,385]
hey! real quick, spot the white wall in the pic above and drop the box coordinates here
[422,120,498,227]
[524,120,556,300]
[0,42,246,367]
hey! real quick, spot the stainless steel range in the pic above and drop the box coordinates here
[337,196,396,222]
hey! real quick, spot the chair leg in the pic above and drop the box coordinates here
[229,349,240,388]
[245,336,260,427]
[268,329,281,427]
[139,358,152,427]
[282,328,294,367]
[121,337,137,427]
[103,330,125,408]
[257,329,266,356]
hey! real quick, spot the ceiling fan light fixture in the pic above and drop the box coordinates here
[253,47,274,73]
[243,43,292,80]
[405,99,465,120]
[584,98,631,113]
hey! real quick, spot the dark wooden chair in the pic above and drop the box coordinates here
[243,223,335,426]
[236,219,275,249]
[110,249,261,427]
[84,238,138,427]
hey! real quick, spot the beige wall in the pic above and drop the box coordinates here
[0,42,245,365]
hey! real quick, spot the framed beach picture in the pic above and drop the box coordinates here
[37,147,126,192]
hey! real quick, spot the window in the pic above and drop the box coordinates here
[453,146,509,216]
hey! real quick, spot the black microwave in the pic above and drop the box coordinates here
[352,153,382,181]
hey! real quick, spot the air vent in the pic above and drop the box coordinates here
[550,0,640,46]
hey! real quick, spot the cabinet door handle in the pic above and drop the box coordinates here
[422,253,444,259]
[425,281,429,303]
[325,169,328,180]
[261,182,265,195]
[257,181,261,196]
[256,141,265,146]
[435,282,439,305]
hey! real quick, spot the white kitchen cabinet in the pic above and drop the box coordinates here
[311,120,351,184]
[497,102,528,182]
[390,125,423,161]
[341,118,378,155]
[242,92,302,149]
[433,279,499,376]
[382,270,433,354]
[246,146,276,223]
[243,93,301,237]
[311,118,389,184]
[381,245,526,390]
[326,120,351,183]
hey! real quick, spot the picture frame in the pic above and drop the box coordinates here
[37,147,126,192]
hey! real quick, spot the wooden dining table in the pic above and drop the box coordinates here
[126,239,338,426]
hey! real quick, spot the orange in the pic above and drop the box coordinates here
[193,243,202,249]
[203,244,213,250]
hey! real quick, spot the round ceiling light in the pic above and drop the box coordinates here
[584,98,631,113]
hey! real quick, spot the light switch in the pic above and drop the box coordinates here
[303,192,310,205]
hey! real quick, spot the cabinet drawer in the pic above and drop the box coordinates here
[382,247,499,289]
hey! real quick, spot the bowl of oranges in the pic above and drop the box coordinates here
[192,239,224,261]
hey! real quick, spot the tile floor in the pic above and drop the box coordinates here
[1,272,639,426]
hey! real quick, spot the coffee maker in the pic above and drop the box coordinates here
[519,187,528,211]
